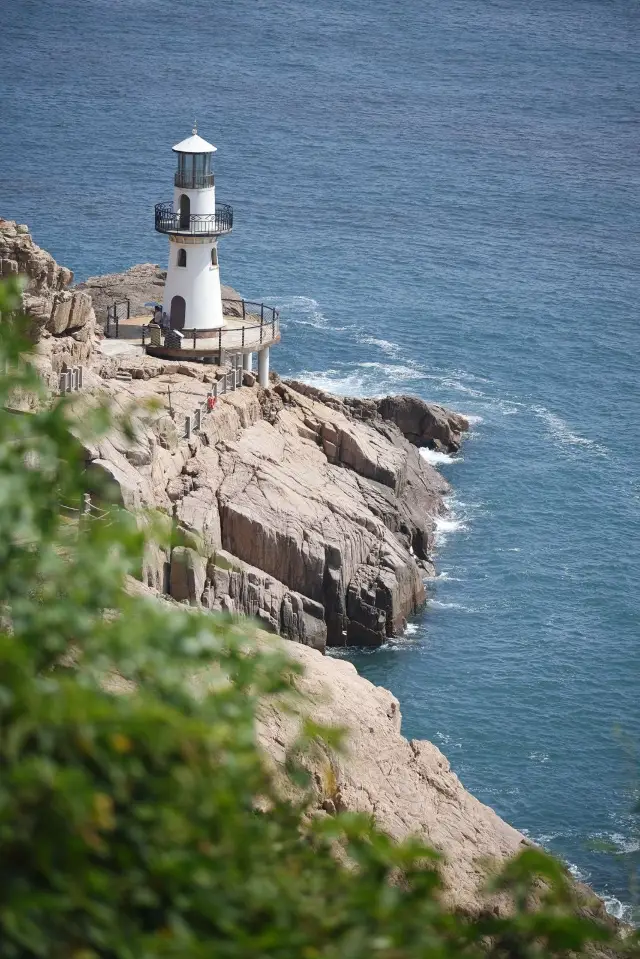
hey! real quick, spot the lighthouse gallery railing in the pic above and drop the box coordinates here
[154,202,233,236]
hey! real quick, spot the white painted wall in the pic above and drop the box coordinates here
[172,184,216,216]
[163,239,224,329]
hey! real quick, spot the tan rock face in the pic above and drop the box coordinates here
[0,218,97,387]
[84,355,463,651]
[1,242,465,653]
[253,635,528,914]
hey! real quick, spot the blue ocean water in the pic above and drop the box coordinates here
[1,0,638,921]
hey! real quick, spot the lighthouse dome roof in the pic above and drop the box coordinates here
[172,131,217,154]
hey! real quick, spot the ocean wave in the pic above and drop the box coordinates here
[420,448,464,467]
[436,730,463,749]
[404,623,419,636]
[297,369,367,396]
[439,378,487,398]
[358,335,402,357]
[434,511,468,547]
[567,861,589,882]
[528,751,550,764]
[464,414,484,425]
[521,829,562,846]
[298,361,427,398]
[433,571,464,582]
[265,294,345,332]
[357,361,426,385]
[429,600,475,612]
[589,832,640,855]
[602,895,635,923]
[531,406,609,455]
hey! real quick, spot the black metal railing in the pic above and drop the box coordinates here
[174,172,215,189]
[141,304,280,354]
[154,202,233,235]
[221,299,279,324]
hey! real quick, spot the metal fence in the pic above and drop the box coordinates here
[141,301,279,353]
[181,364,243,439]
[105,299,130,338]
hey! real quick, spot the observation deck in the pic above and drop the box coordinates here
[142,300,280,360]
[154,202,233,237]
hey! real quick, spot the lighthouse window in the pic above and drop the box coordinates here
[177,248,187,267]
[211,248,218,266]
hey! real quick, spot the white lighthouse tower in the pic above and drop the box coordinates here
[155,127,233,331]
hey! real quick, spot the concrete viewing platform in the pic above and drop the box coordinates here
[100,302,279,386]
[143,312,280,361]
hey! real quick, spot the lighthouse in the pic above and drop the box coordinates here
[155,127,233,331]
[148,128,280,387]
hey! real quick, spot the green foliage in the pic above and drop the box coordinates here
[0,275,636,957]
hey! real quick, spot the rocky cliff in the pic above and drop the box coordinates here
[88,350,466,651]
[0,219,97,390]
[1,223,467,651]
[2,223,619,928]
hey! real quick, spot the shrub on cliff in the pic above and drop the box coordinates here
[0,275,634,958]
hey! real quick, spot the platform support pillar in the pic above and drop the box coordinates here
[258,347,270,388]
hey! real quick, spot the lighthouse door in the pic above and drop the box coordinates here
[178,194,190,230]
[170,295,186,331]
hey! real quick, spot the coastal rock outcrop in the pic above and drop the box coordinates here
[0,240,467,651]
[85,354,462,650]
[0,219,97,389]
[254,633,529,914]
[287,380,469,453]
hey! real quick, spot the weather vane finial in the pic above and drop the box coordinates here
[193,119,197,135]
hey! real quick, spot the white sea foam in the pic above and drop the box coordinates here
[602,896,634,923]
[404,623,419,636]
[266,294,350,332]
[357,361,425,385]
[567,862,589,883]
[440,378,487,398]
[464,414,484,425]
[434,514,468,547]
[436,731,463,749]
[531,406,609,455]
[429,600,474,612]
[434,496,475,547]
[297,369,367,397]
[358,335,402,357]
[420,448,464,467]
[521,830,561,846]
[435,516,467,533]
[591,832,640,855]
[528,751,550,764]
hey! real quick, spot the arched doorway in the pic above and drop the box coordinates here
[170,295,186,330]
[178,194,190,230]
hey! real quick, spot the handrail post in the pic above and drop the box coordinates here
[260,317,263,344]
[193,330,197,350]
[242,300,246,320]
[242,326,245,348]
[218,328,222,356]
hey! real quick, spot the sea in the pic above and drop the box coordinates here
[1,0,638,923]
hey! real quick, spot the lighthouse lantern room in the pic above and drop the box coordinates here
[155,127,233,331]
